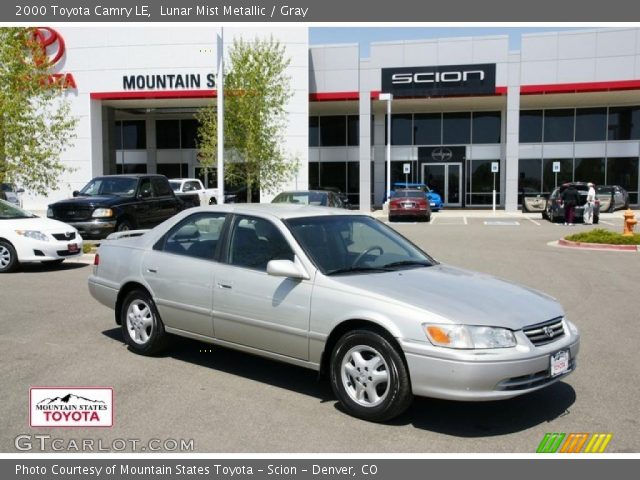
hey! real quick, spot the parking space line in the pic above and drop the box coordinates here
[599,220,615,226]
[430,216,437,224]
[524,216,541,226]
[463,216,468,225]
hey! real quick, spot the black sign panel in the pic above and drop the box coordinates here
[382,64,496,97]
[418,146,466,163]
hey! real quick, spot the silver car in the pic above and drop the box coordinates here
[88,204,580,421]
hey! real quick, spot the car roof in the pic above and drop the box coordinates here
[189,203,360,220]
[276,190,330,195]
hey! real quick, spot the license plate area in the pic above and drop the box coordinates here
[550,350,570,377]
[68,243,79,254]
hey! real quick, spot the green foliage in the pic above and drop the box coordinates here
[0,27,77,195]
[197,37,299,202]
[565,228,640,245]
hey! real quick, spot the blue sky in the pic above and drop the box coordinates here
[309,27,585,57]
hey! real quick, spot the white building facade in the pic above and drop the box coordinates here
[22,27,640,211]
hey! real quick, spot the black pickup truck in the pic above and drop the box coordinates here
[47,175,186,239]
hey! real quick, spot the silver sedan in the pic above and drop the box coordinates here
[88,204,580,422]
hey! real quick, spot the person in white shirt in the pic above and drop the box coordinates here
[584,182,596,224]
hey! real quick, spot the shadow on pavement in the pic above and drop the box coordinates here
[18,262,89,273]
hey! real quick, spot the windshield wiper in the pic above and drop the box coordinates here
[326,266,391,276]
[379,260,431,269]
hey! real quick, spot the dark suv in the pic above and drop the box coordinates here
[47,175,185,239]
[543,182,600,224]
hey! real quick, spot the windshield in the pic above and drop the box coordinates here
[1,183,15,192]
[0,199,36,219]
[169,181,181,192]
[79,177,138,197]
[273,192,329,206]
[285,215,436,275]
[596,186,612,194]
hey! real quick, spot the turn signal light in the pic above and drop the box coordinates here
[426,326,450,344]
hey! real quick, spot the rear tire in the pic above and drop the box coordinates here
[0,240,19,273]
[330,330,413,422]
[120,289,168,355]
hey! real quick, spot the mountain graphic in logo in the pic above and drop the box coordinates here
[37,393,106,406]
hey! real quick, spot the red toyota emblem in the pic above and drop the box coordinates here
[31,27,65,66]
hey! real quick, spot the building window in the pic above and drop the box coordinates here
[319,162,347,192]
[472,111,501,144]
[347,115,359,146]
[575,108,607,142]
[443,112,471,144]
[181,119,199,149]
[468,159,500,205]
[574,158,605,185]
[607,157,639,204]
[116,164,147,174]
[309,116,319,147]
[156,120,181,149]
[544,109,574,142]
[157,163,188,178]
[308,162,319,189]
[347,161,360,205]
[385,114,412,145]
[608,107,640,140]
[518,159,543,202]
[414,113,441,145]
[542,159,573,192]
[115,120,146,150]
[320,116,346,146]
[519,110,543,143]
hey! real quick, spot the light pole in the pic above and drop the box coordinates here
[216,27,225,204]
[379,93,393,206]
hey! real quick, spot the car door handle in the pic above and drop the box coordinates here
[217,283,232,289]
[147,268,158,273]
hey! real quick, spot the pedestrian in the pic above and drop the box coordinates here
[584,182,596,225]
[561,184,580,225]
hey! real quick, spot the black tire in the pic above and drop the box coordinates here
[42,259,65,266]
[425,213,431,223]
[593,215,599,225]
[209,197,217,205]
[388,216,394,223]
[116,219,133,232]
[330,329,413,422]
[120,289,168,355]
[0,240,19,273]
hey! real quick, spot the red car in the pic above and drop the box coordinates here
[389,189,431,222]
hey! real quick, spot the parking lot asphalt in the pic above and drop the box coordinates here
[1,211,638,453]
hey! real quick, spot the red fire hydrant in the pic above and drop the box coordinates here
[623,209,637,237]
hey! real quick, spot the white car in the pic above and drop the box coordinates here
[169,178,219,207]
[0,199,84,273]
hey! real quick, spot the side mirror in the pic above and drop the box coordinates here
[72,190,80,197]
[16,188,25,194]
[267,260,308,280]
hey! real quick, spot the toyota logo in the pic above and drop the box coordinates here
[31,27,66,67]
[543,326,555,338]
[431,147,453,162]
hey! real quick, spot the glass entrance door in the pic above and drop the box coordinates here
[422,163,462,207]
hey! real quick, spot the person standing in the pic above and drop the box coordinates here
[561,184,580,225]
[584,182,596,225]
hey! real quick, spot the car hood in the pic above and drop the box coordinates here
[0,217,79,234]
[50,196,124,207]
[330,264,563,330]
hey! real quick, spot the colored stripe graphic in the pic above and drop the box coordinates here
[537,433,613,453]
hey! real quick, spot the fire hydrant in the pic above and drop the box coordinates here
[623,209,637,236]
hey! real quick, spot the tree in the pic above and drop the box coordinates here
[0,28,77,195]
[197,37,298,202]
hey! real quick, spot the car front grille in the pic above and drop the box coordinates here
[496,358,576,391]
[523,317,565,346]
[52,232,76,241]
[52,206,92,221]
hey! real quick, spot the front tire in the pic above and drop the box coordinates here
[330,330,412,422]
[0,240,19,273]
[116,219,133,232]
[120,289,168,355]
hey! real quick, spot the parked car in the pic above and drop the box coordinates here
[543,182,600,224]
[319,186,352,209]
[89,204,579,422]
[271,190,346,208]
[0,199,83,273]
[596,185,630,212]
[389,189,431,222]
[170,178,219,208]
[0,183,24,207]
[390,182,443,211]
[47,175,186,239]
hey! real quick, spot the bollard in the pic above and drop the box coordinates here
[622,209,637,237]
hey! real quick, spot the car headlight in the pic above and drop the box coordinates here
[92,208,114,218]
[15,230,49,242]
[423,323,516,349]
[47,208,53,218]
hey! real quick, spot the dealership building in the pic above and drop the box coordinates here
[23,27,640,211]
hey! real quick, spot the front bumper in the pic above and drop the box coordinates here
[400,329,580,401]
[15,236,84,263]
[64,219,117,239]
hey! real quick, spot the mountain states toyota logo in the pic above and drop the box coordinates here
[30,388,113,427]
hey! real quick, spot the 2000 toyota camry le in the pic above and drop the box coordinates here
[88,204,580,421]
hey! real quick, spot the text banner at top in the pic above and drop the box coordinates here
[3,0,640,22]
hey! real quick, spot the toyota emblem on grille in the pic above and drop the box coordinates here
[65,232,73,238]
[67,211,77,216]
[543,326,555,338]
[431,147,453,162]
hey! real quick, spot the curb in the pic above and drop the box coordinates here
[557,238,640,251]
